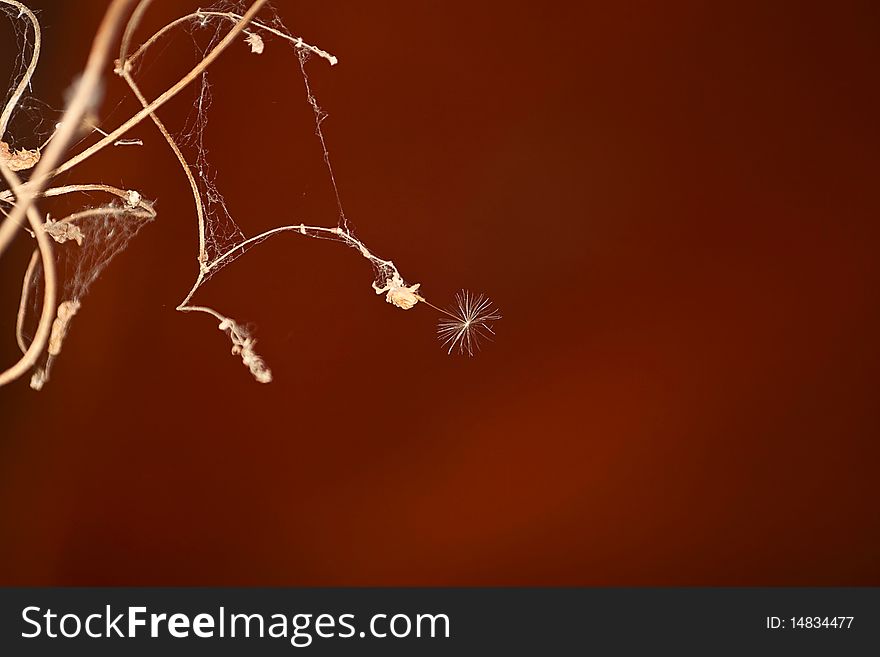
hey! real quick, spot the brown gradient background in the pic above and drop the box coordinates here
[0,1,878,585]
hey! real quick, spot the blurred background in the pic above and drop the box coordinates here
[0,0,878,585]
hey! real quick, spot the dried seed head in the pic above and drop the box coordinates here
[218,317,272,383]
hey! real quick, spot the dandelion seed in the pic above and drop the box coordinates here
[437,290,501,356]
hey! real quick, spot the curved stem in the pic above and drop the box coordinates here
[118,68,207,265]
[56,204,154,225]
[176,224,340,309]
[176,304,226,322]
[0,159,55,386]
[117,0,152,66]
[15,247,39,353]
[206,224,337,272]
[179,221,417,312]
[0,0,41,142]
[0,183,154,212]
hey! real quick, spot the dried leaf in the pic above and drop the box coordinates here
[48,300,81,356]
[43,219,84,246]
[0,141,40,172]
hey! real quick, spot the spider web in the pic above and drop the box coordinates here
[57,206,154,302]
[176,69,244,271]
[176,2,247,271]
[140,0,358,282]
[18,200,155,389]
[158,0,330,278]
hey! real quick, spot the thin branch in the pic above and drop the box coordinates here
[117,0,152,66]
[0,183,154,212]
[208,224,336,272]
[127,9,337,67]
[55,204,155,225]
[191,221,406,300]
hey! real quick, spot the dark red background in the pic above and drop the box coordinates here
[1,1,878,585]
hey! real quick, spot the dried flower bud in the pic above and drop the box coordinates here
[387,283,421,309]
[245,32,264,54]
[373,274,421,310]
